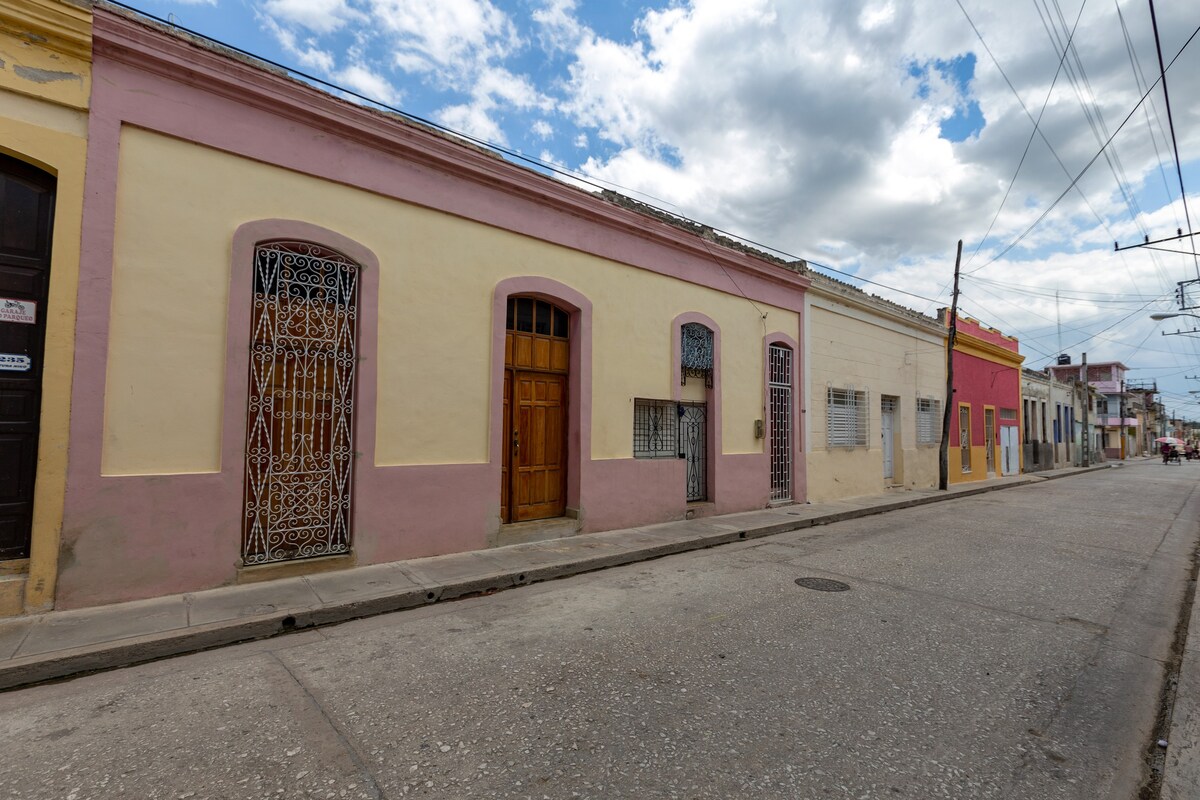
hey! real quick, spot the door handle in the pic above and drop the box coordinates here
[512,430,519,451]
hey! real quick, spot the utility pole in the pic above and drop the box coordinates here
[939,240,962,491]
[1119,378,1126,460]
[1080,352,1089,467]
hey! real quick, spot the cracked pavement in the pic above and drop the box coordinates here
[0,463,1194,799]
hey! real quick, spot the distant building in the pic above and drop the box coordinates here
[1020,369,1076,472]
[1048,360,1137,459]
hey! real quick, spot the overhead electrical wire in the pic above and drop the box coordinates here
[960,0,1085,269]
[954,0,1149,293]
[1146,0,1200,279]
[964,17,1200,273]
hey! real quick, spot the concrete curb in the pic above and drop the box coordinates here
[0,463,1118,691]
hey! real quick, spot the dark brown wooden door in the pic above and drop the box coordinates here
[512,371,567,521]
[0,155,54,560]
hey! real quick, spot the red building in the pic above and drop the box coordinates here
[939,311,1024,481]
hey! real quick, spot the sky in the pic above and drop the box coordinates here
[119,0,1200,414]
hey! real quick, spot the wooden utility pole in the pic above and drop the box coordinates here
[1080,352,1089,467]
[939,240,963,491]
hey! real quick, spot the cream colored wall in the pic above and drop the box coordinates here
[102,127,797,474]
[0,0,90,613]
[805,294,945,503]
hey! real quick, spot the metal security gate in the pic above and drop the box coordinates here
[768,344,792,501]
[881,396,897,481]
[679,402,707,502]
[243,242,359,565]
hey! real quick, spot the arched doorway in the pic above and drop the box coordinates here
[242,240,360,564]
[0,154,55,560]
[502,296,569,522]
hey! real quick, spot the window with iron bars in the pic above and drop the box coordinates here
[633,399,678,458]
[827,387,868,448]
[916,397,941,445]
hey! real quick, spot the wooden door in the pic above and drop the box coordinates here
[511,371,567,521]
[0,155,54,560]
[502,297,569,523]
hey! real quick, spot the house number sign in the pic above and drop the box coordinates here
[0,298,35,325]
[0,354,31,372]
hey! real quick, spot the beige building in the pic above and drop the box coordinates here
[804,276,946,502]
[0,0,91,615]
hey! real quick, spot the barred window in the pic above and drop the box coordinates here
[999,408,1017,420]
[917,398,941,445]
[827,387,868,448]
[633,399,678,458]
[681,323,714,387]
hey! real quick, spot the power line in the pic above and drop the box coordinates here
[965,18,1200,273]
[960,0,1085,268]
[1146,0,1200,280]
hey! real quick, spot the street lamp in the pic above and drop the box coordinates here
[1151,312,1200,320]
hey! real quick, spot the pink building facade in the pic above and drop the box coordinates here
[55,7,811,609]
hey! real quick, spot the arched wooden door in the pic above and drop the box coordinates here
[502,297,568,523]
[242,241,360,564]
[0,155,55,560]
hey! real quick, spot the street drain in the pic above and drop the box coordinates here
[795,577,851,592]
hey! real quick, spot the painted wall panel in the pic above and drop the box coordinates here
[102,127,796,474]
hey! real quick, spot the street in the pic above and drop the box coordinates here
[1,463,1196,799]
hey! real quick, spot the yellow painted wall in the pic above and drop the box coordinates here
[805,292,945,503]
[948,445,998,484]
[102,127,797,475]
[0,0,90,613]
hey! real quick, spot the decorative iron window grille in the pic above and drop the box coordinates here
[768,344,793,501]
[680,322,714,387]
[679,402,708,501]
[959,405,972,472]
[999,408,1018,420]
[827,387,867,448]
[916,397,941,445]
[633,399,678,458]
[243,241,359,565]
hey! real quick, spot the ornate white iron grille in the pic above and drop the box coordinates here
[916,397,941,444]
[681,323,714,387]
[827,387,868,448]
[768,344,792,501]
[243,241,359,565]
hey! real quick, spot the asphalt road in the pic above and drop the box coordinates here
[1,462,1196,800]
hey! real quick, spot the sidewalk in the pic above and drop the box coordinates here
[0,464,1114,691]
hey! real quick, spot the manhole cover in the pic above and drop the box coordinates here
[795,577,851,592]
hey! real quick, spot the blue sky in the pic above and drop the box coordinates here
[116,0,1200,403]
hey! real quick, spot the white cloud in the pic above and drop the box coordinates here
[260,15,336,72]
[573,132,588,148]
[261,0,361,34]
[367,0,520,83]
[532,120,554,138]
[336,64,402,106]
